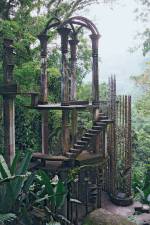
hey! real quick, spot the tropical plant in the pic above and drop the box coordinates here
[33,171,69,224]
[0,151,71,225]
[133,162,150,205]
[0,151,33,224]
[0,151,32,213]
[136,187,150,205]
[38,172,67,209]
[132,164,146,193]
[131,66,150,203]
[0,213,16,225]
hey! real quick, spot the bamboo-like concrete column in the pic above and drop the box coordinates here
[58,27,71,154]
[96,166,102,208]
[69,37,78,100]
[58,27,71,105]
[125,96,132,197]
[127,96,132,196]
[69,36,79,144]
[104,128,108,157]
[90,34,100,153]
[2,39,16,165]
[38,34,49,154]
[90,34,100,107]
[109,76,117,195]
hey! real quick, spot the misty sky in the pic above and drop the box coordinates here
[81,0,148,95]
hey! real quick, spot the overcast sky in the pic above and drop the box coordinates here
[81,0,148,95]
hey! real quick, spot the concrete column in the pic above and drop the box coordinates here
[38,34,49,154]
[90,34,100,153]
[58,27,71,154]
[69,37,79,144]
[2,39,15,165]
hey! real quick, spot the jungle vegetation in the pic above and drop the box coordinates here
[0,0,149,224]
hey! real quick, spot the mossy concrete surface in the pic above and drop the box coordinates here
[83,208,137,225]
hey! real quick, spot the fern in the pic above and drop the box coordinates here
[0,213,16,224]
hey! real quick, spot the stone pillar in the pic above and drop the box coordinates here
[58,27,71,154]
[38,34,49,103]
[69,37,79,144]
[96,167,102,208]
[90,34,100,107]
[69,38,79,101]
[38,34,49,154]
[2,39,15,165]
[58,27,71,106]
[90,34,100,153]
[104,127,108,157]
[126,96,132,197]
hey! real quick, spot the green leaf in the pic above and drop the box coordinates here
[69,198,82,204]
[16,151,32,175]
[56,214,71,224]
[136,186,145,200]
[38,170,54,204]
[0,155,11,178]
[35,194,49,203]
[10,152,20,175]
[46,222,61,225]
[147,194,150,202]
[7,151,32,205]
[0,174,27,185]
[0,213,16,223]
[55,181,67,209]
[23,172,35,193]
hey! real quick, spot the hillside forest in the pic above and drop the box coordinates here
[0,0,149,224]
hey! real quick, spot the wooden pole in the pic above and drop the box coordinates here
[2,39,15,165]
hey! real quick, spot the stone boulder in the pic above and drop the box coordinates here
[83,208,137,225]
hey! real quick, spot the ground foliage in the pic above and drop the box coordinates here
[0,0,149,211]
[131,0,150,205]
[0,151,73,225]
[131,64,150,204]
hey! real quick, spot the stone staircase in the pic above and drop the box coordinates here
[65,112,113,159]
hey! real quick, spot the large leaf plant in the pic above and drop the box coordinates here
[0,151,69,225]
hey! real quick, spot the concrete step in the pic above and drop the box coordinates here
[81,136,91,142]
[100,119,113,123]
[70,148,82,154]
[95,122,107,126]
[76,140,88,145]
[98,115,108,119]
[92,125,103,130]
[88,190,98,195]
[88,184,98,190]
[74,144,85,149]
[85,132,96,137]
[88,129,100,134]
[98,112,104,116]
[66,152,77,159]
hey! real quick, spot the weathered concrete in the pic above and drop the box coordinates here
[83,208,137,225]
